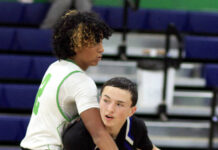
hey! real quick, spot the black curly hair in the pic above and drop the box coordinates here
[53,10,113,59]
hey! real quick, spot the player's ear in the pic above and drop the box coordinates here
[129,106,137,117]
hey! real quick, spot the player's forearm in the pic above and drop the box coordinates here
[80,108,118,150]
[93,128,118,150]
[152,145,160,150]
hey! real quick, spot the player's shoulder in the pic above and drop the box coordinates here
[130,116,153,149]
[48,59,83,75]
[130,115,148,133]
[73,72,96,89]
[131,116,146,127]
[64,68,95,87]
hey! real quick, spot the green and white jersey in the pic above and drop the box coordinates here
[20,59,99,150]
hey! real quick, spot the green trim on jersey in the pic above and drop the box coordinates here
[47,144,51,150]
[56,70,81,122]
[57,121,67,139]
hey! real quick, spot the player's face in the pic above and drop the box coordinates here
[99,86,136,130]
[74,41,104,70]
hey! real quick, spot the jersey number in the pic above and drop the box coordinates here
[33,73,52,115]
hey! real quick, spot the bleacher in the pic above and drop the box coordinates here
[0,0,218,150]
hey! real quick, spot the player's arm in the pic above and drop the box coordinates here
[71,75,118,149]
[152,145,160,150]
[80,108,118,150]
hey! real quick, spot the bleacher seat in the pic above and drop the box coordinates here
[0,2,49,26]
[0,116,21,141]
[127,9,147,30]
[147,9,188,32]
[0,84,38,110]
[0,115,29,142]
[0,84,3,102]
[22,2,50,26]
[92,6,109,23]
[0,27,15,50]
[107,7,123,29]
[188,11,218,34]
[29,56,56,79]
[203,64,218,87]
[0,55,32,79]
[0,55,56,80]
[14,28,52,53]
[0,2,23,24]
[107,7,148,30]
[185,36,218,59]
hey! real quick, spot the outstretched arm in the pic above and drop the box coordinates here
[80,108,118,150]
[153,145,160,150]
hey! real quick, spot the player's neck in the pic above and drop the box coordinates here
[106,124,123,140]
[70,57,88,71]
